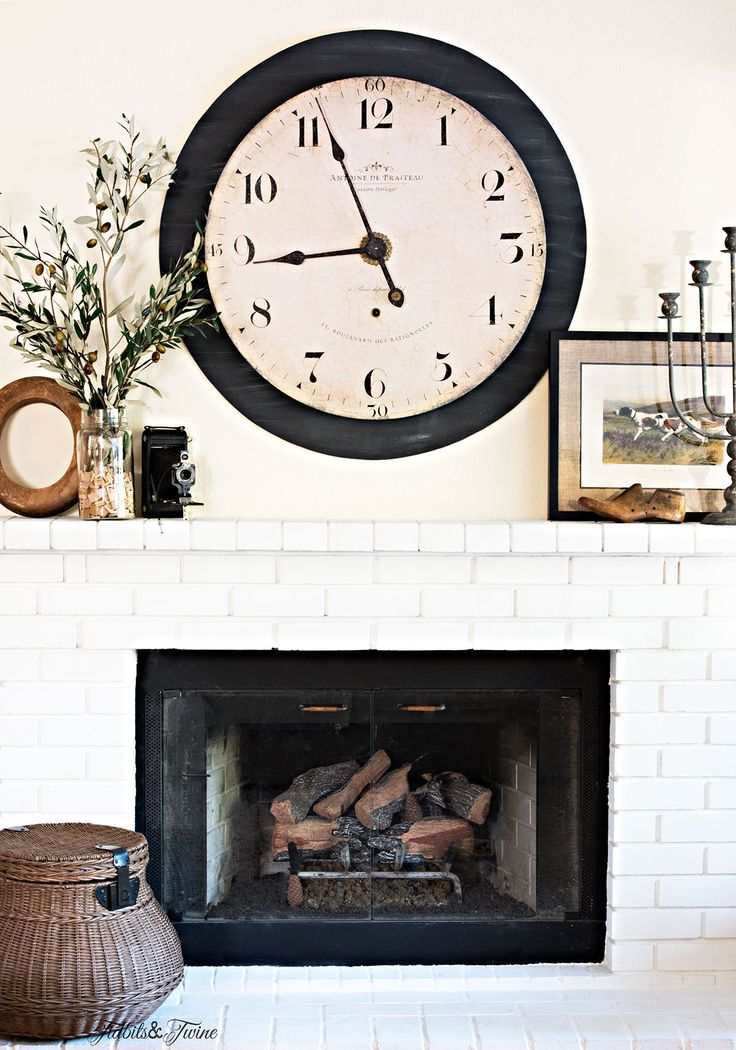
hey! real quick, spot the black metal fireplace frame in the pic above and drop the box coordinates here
[136,650,610,966]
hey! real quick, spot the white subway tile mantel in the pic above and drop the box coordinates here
[0,516,735,987]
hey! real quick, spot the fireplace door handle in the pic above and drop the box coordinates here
[299,704,349,713]
[396,704,447,713]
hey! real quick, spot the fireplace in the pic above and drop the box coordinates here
[1,516,732,979]
[136,650,609,965]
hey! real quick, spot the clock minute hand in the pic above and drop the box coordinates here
[314,97,404,308]
[314,97,372,238]
[255,247,366,265]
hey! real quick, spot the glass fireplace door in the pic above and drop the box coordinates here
[162,689,372,921]
[160,686,581,926]
[140,649,608,964]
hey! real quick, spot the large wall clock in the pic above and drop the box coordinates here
[160,31,586,459]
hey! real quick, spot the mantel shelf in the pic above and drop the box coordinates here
[1,517,735,556]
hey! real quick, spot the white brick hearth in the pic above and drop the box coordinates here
[1,516,736,1047]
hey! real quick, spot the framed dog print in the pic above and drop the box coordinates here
[549,332,732,519]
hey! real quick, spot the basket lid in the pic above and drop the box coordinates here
[0,823,148,883]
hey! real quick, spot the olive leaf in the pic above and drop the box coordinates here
[0,113,217,409]
[109,294,133,317]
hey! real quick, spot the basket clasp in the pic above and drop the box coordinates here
[94,845,140,911]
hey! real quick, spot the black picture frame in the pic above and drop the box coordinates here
[160,30,586,460]
[549,330,732,521]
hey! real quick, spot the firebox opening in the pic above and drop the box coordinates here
[203,690,543,923]
[136,651,609,965]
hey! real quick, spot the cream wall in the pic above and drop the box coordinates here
[0,0,734,520]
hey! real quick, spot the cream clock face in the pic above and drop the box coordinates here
[205,76,546,421]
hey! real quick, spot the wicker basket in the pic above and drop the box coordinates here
[0,822,183,1040]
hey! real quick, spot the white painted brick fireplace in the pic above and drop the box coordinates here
[1,516,736,1002]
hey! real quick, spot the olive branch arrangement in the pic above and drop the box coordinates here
[0,115,216,409]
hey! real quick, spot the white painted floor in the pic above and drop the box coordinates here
[152,965,734,1050]
[3,967,736,1048]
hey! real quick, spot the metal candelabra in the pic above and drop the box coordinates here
[659,227,736,525]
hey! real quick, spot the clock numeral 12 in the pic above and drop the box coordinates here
[293,111,319,147]
[360,97,393,129]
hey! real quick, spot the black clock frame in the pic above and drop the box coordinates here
[160,30,586,459]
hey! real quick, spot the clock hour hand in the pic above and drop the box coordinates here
[377,260,405,308]
[314,96,405,309]
[255,247,366,265]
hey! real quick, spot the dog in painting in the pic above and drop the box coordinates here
[616,405,716,444]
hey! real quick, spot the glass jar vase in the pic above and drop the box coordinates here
[76,408,134,519]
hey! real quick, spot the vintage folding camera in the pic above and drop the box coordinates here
[141,426,202,518]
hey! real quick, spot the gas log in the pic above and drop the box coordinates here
[271,818,345,859]
[442,773,492,825]
[270,760,359,824]
[354,763,411,831]
[402,792,424,823]
[313,750,391,820]
[398,817,475,859]
[335,814,369,842]
[420,772,492,826]
[370,817,474,860]
[272,815,474,865]
[267,754,491,872]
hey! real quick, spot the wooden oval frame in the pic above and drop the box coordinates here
[0,377,81,517]
[160,30,586,459]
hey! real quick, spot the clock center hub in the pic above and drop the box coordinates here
[361,233,392,265]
